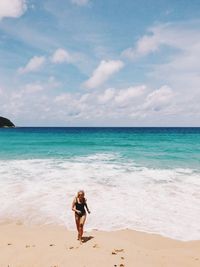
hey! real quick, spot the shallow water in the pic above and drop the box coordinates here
[0,127,200,240]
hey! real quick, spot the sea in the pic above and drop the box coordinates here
[0,127,200,241]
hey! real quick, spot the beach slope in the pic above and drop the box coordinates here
[0,223,199,267]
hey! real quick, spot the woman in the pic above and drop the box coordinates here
[72,190,90,243]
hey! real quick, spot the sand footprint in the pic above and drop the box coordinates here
[93,244,99,248]
[112,248,125,267]
[25,244,35,248]
[115,249,124,253]
[112,248,124,255]
[68,246,79,249]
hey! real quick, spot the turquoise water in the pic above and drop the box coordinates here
[0,127,200,169]
[0,127,200,240]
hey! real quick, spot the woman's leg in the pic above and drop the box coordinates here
[79,215,86,242]
[75,214,80,239]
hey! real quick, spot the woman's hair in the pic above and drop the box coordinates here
[77,190,85,202]
[77,190,85,197]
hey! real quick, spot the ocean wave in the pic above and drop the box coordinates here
[0,153,200,241]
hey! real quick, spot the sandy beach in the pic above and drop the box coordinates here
[0,223,199,267]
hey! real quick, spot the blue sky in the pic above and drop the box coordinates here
[0,0,200,126]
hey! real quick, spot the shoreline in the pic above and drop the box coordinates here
[0,223,199,267]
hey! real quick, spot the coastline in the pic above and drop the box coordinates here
[0,223,199,267]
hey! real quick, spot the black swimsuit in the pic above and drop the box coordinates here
[75,199,86,217]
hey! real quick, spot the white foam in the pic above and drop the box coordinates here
[0,154,200,241]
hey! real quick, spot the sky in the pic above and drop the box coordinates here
[0,0,200,126]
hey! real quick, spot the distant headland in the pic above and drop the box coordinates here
[0,116,15,128]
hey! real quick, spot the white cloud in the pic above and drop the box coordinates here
[71,0,90,6]
[122,21,200,116]
[51,48,72,64]
[0,0,27,20]
[18,56,46,74]
[2,19,200,126]
[50,48,90,74]
[114,85,146,105]
[54,93,72,103]
[122,22,200,61]
[23,78,60,94]
[16,48,89,76]
[1,80,200,126]
[137,22,200,93]
[98,85,146,107]
[122,34,160,59]
[84,60,124,89]
[122,24,177,59]
[25,84,44,93]
[143,85,174,111]
[98,88,115,104]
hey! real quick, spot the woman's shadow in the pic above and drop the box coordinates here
[82,235,94,243]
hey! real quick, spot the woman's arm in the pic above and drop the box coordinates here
[72,198,81,214]
[84,199,91,214]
